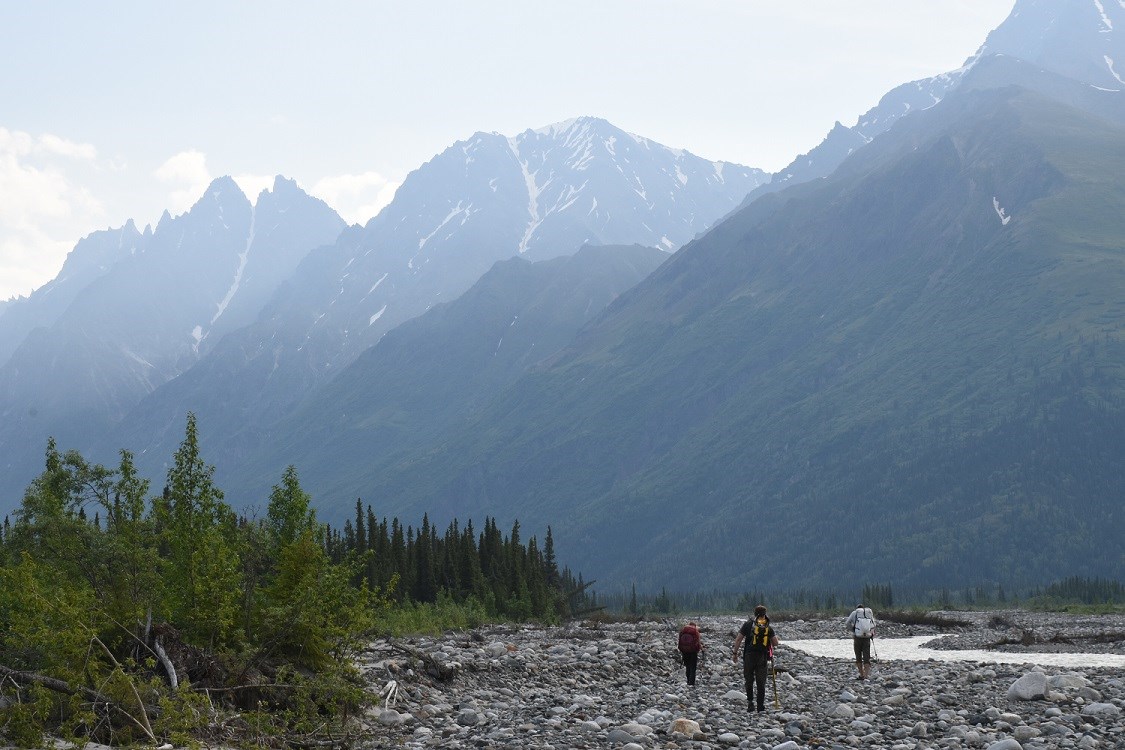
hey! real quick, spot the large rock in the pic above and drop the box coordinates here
[606,728,635,744]
[986,739,1023,750]
[1049,673,1089,689]
[669,718,702,736]
[1007,672,1048,700]
[618,721,654,736]
[1081,702,1121,717]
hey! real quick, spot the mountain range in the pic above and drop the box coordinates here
[0,121,765,505]
[2,0,1122,593]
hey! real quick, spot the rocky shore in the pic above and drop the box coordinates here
[357,612,1125,749]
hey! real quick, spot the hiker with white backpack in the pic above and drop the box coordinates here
[844,603,877,680]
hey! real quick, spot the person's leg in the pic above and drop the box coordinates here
[684,652,698,685]
[853,637,865,679]
[743,659,755,712]
[754,656,767,711]
[859,638,871,679]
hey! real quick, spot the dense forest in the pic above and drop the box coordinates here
[0,415,590,747]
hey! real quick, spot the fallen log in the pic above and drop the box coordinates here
[387,641,459,681]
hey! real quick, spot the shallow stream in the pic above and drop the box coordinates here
[785,635,1125,668]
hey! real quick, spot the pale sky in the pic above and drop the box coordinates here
[0,1,1016,301]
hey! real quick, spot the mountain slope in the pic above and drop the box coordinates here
[359,77,1125,590]
[744,0,1125,209]
[111,118,766,484]
[222,243,667,502]
[0,221,144,367]
[0,178,344,509]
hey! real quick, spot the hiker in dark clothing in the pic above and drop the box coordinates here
[732,604,779,712]
[677,621,704,686]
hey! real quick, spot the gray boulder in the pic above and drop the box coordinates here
[1007,672,1048,700]
[1080,702,1120,717]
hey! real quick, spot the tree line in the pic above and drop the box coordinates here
[321,501,591,622]
[0,414,590,747]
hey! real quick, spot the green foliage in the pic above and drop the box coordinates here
[0,421,381,747]
[154,413,242,648]
[0,418,591,747]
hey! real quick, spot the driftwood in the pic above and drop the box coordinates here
[0,663,103,701]
[0,662,159,740]
[387,640,459,681]
[153,635,179,689]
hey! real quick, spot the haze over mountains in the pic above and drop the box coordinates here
[0,119,765,504]
[2,0,1122,593]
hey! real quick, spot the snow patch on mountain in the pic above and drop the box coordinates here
[993,197,1013,226]
[1107,56,1125,84]
[418,201,469,251]
[364,273,389,299]
[1093,0,1113,31]
[210,206,256,328]
[369,305,387,326]
[509,138,543,254]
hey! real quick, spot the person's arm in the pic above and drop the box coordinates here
[732,633,744,663]
[845,610,857,632]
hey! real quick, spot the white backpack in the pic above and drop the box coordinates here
[854,607,875,638]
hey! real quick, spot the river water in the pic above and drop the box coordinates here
[785,636,1125,669]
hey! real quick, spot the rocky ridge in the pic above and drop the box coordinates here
[355,612,1125,749]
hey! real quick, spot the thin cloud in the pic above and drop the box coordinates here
[0,128,106,299]
[155,150,212,215]
[310,171,400,225]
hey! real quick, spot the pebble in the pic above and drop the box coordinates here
[354,611,1125,748]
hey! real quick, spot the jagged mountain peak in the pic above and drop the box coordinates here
[973,0,1125,89]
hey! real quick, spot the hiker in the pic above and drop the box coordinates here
[676,620,704,686]
[844,603,877,679]
[732,604,778,712]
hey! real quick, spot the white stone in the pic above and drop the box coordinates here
[771,741,801,750]
[723,689,747,703]
[718,732,740,744]
[831,703,855,719]
[1013,726,1041,741]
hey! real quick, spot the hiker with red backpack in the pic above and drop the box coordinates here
[732,604,779,713]
[676,621,705,686]
[845,603,877,680]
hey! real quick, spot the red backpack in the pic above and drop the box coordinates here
[678,626,700,653]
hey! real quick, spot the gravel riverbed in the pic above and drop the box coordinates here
[356,612,1125,749]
